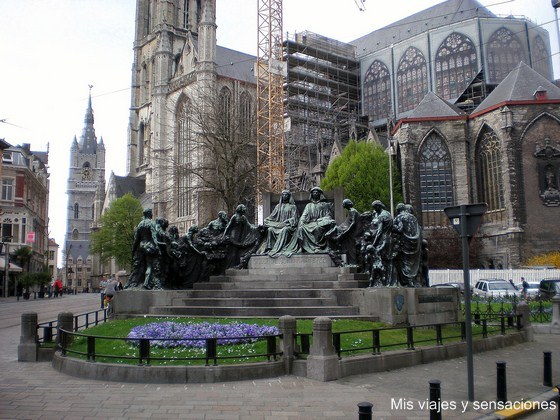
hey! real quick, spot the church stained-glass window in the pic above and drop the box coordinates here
[364,60,391,122]
[435,33,478,100]
[476,129,505,218]
[487,27,527,84]
[418,132,453,226]
[176,96,193,218]
[397,47,428,114]
[533,35,552,79]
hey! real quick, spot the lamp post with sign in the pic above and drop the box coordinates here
[444,203,487,402]
[1,235,13,298]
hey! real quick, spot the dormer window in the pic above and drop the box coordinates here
[533,86,548,101]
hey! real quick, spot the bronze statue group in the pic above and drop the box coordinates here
[125,187,428,290]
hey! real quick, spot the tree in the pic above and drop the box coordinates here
[13,246,33,272]
[524,251,560,268]
[425,227,483,269]
[321,140,403,212]
[90,193,143,271]
[144,88,258,222]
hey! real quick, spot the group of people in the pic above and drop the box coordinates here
[124,187,428,290]
[262,188,428,288]
[125,206,264,290]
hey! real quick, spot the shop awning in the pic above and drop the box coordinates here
[0,259,23,272]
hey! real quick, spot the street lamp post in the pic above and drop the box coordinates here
[3,243,8,298]
[1,235,13,298]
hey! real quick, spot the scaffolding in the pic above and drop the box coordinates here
[283,31,365,190]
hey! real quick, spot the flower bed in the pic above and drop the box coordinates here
[127,321,279,348]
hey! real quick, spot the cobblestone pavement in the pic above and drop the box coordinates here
[0,294,558,419]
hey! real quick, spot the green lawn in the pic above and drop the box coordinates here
[63,317,499,366]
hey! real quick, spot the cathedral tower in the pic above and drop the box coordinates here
[64,89,106,290]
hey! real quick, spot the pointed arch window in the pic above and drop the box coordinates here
[476,128,505,219]
[239,91,252,139]
[418,132,453,226]
[397,47,428,114]
[487,27,527,84]
[176,96,193,218]
[219,87,232,138]
[435,33,478,100]
[364,60,392,122]
[74,203,79,219]
[533,35,551,79]
[138,121,145,166]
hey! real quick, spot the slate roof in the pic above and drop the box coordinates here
[113,175,145,199]
[473,62,560,113]
[351,0,495,57]
[407,91,466,118]
[216,45,256,85]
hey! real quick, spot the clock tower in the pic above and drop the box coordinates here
[64,88,106,290]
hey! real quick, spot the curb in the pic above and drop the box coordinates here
[477,387,559,419]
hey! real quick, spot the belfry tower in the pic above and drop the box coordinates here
[63,88,106,290]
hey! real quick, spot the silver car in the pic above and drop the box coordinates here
[473,279,522,298]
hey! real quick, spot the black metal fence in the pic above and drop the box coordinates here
[37,308,108,344]
[466,296,552,323]
[295,314,521,358]
[48,312,525,366]
[58,330,282,366]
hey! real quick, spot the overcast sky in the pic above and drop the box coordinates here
[1,0,558,266]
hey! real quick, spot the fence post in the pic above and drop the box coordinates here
[515,301,533,341]
[551,295,560,333]
[543,351,552,387]
[429,380,442,420]
[496,361,507,403]
[357,401,373,420]
[18,312,38,362]
[278,315,296,374]
[57,312,74,348]
[306,317,340,381]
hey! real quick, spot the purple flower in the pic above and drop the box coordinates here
[127,321,279,348]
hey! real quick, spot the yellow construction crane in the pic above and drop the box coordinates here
[256,0,364,199]
[256,0,285,196]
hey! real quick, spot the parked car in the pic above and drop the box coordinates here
[472,279,521,298]
[521,281,540,298]
[431,282,466,295]
[538,279,560,299]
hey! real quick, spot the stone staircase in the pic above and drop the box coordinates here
[148,254,369,317]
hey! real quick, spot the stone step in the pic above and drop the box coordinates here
[173,297,338,307]
[193,280,367,290]
[224,266,355,276]
[171,289,329,300]
[148,305,360,317]
[209,273,341,282]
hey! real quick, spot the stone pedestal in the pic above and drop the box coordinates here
[355,287,461,325]
[248,253,336,270]
[18,312,38,362]
[551,295,560,334]
[306,317,340,381]
[279,315,296,374]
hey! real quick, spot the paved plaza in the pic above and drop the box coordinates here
[0,293,558,419]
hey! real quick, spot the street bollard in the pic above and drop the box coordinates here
[357,401,373,420]
[497,361,507,403]
[429,380,442,420]
[543,351,552,387]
